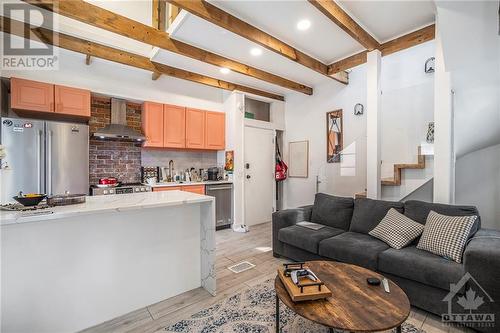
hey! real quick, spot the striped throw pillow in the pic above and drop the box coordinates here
[369,208,424,249]
[417,210,477,263]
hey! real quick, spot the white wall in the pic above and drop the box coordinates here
[283,41,436,208]
[381,41,435,177]
[284,66,367,208]
[455,144,500,230]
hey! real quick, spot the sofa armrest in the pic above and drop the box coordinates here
[272,207,312,256]
[463,229,500,322]
[298,205,314,221]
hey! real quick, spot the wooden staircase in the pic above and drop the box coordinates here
[354,147,426,199]
[381,147,425,186]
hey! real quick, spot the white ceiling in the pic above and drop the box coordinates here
[338,0,436,43]
[8,0,437,99]
[161,12,329,87]
[210,0,365,63]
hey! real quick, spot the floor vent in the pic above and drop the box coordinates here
[227,261,256,274]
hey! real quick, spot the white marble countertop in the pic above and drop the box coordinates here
[147,180,233,188]
[0,190,214,226]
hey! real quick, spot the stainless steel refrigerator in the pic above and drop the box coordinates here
[1,117,89,203]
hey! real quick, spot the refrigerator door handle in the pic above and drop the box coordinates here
[37,130,43,194]
[47,130,53,196]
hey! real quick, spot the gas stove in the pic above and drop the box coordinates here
[0,202,54,212]
[90,183,151,196]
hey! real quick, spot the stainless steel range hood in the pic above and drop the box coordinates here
[93,98,145,141]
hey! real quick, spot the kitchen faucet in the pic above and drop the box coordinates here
[168,160,174,182]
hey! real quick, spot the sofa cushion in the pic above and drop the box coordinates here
[278,224,344,254]
[318,232,389,270]
[379,246,465,291]
[417,211,478,263]
[404,200,481,237]
[311,193,354,230]
[349,198,404,234]
[369,208,424,249]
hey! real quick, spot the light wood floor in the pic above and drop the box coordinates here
[81,222,474,333]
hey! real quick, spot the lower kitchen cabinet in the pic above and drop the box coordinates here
[182,185,205,195]
[152,186,181,192]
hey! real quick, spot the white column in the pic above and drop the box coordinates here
[366,50,382,199]
[433,23,455,203]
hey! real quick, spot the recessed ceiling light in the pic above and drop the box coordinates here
[297,19,311,31]
[220,67,231,74]
[250,47,263,56]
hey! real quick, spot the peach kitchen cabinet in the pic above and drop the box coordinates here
[163,104,186,148]
[54,85,91,117]
[185,108,206,149]
[10,77,54,113]
[181,185,205,195]
[205,111,225,150]
[152,186,182,192]
[142,101,164,148]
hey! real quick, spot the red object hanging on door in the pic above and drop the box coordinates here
[275,142,288,182]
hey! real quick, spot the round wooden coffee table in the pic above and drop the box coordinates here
[274,261,410,333]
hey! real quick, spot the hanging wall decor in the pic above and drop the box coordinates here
[425,57,435,73]
[354,103,364,116]
[326,110,343,163]
[426,122,435,143]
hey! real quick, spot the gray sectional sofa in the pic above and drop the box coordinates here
[272,193,500,333]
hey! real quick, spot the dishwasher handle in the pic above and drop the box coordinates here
[206,186,233,191]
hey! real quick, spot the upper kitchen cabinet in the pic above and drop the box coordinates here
[205,111,225,150]
[185,108,206,149]
[54,85,90,117]
[163,104,186,148]
[142,102,164,148]
[11,77,54,113]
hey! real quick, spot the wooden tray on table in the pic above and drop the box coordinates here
[277,262,332,302]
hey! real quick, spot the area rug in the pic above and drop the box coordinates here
[164,279,425,333]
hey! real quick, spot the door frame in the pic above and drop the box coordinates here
[243,124,276,226]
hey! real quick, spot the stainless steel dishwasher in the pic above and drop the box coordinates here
[205,183,233,230]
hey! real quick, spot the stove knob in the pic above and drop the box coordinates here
[141,188,145,192]
[135,188,140,192]
[103,190,108,195]
[109,189,115,194]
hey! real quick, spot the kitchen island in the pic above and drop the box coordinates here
[0,191,216,333]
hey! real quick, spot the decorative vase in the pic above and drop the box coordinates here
[426,122,435,143]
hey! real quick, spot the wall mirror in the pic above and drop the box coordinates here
[327,110,343,163]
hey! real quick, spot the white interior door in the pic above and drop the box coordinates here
[244,126,275,226]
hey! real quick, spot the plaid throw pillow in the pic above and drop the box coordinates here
[417,210,477,263]
[369,208,424,249]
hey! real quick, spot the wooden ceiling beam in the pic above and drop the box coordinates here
[328,24,435,75]
[166,0,348,85]
[21,0,312,95]
[0,16,284,101]
[308,0,379,50]
[379,24,435,57]
[151,0,166,80]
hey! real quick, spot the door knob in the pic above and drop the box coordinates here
[246,175,251,179]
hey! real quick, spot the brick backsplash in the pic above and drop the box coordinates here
[89,96,142,185]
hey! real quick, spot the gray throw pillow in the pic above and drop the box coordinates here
[369,208,424,249]
[404,200,480,238]
[311,193,354,230]
[417,211,477,263]
[349,198,404,234]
